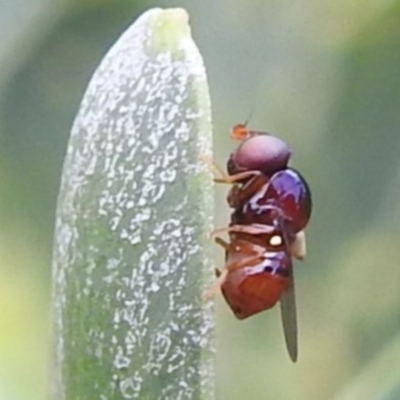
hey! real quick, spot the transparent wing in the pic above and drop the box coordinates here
[280,273,298,362]
[276,215,298,362]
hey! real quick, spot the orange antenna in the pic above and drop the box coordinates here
[231,108,256,141]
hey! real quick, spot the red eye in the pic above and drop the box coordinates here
[227,133,291,177]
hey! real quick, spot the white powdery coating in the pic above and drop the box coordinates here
[52,8,214,400]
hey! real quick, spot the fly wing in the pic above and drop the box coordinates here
[275,215,298,362]
[280,273,298,362]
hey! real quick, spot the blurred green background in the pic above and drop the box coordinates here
[1,1,400,399]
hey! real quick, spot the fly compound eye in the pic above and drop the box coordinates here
[269,235,283,247]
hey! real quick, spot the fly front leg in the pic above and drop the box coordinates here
[214,170,262,184]
[199,154,229,182]
[199,153,264,184]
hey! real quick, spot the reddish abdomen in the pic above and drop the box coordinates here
[221,269,288,319]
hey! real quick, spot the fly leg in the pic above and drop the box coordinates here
[214,170,262,184]
[210,223,275,239]
[204,269,229,299]
[199,154,263,184]
[200,154,268,208]
[204,236,229,299]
